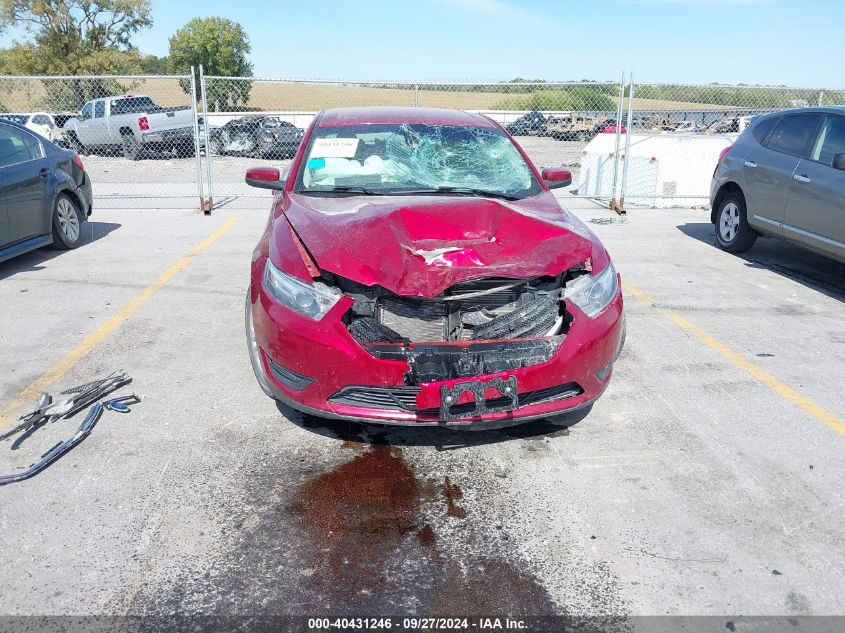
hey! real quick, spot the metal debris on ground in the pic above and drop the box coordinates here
[104,394,141,413]
[589,216,628,225]
[0,371,130,441]
[0,372,138,486]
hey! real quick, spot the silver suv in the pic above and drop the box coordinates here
[710,107,845,263]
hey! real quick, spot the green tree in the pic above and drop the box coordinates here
[492,88,615,112]
[0,0,153,108]
[141,54,169,74]
[167,17,253,111]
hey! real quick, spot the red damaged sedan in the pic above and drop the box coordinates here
[245,107,624,426]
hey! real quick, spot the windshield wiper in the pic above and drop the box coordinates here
[302,186,522,200]
[385,187,522,201]
[303,186,386,196]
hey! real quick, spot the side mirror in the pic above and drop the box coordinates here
[245,166,285,190]
[833,153,845,171]
[541,167,572,189]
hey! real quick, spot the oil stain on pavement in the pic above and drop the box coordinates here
[291,444,431,582]
[287,442,556,615]
[123,419,627,619]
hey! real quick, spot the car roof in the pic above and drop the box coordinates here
[0,118,30,131]
[757,106,845,119]
[318,106,497,128]
[0,117,55,145]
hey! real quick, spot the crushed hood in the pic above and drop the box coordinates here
[280,192,595,298]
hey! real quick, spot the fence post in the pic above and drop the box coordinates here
[818,91,824,106]
[199,65,214,214]
[189,66,205,213]
[610,72,626,211]
[619,72,635,213]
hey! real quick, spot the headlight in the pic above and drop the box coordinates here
[263,260,342,320]
[564,262,619,318]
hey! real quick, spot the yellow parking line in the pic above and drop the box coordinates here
[625,282,845,437]
[0,217,239,428]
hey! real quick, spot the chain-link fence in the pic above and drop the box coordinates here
[0,73,205,203]
[2,70,843,211]
[604,80,845,207]
[197,75,626,204]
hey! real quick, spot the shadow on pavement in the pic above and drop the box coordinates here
[278,400,593,450]
[0,221,121,281]
[677,222,845,302]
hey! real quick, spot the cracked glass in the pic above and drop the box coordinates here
[296,123,540,199]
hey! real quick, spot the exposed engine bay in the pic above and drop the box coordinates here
[321,268,590,385]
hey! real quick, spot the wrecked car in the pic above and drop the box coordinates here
[546,115,596,142]
[245,107,624,425]
[208,116,304,159]
[505,111,547,136]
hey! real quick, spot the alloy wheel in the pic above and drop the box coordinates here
[719,202,740,242]
[57,198,80,242]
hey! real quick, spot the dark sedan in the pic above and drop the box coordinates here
[0,119,92,263]
[208,116,304,159]
[505,110,547,136]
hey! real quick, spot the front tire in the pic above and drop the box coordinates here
[51,194,83,249]
[121,133,141,160]
[66,131,86,154]
[714,192,757,253]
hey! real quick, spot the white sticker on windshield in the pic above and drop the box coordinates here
[310,138,359,158]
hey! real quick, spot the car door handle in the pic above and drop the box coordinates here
[744,161,758,168]
[39,168,49,179]
[793,174,812,183]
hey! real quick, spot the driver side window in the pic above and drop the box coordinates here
[0,124,39,167]
[811,115,845,167]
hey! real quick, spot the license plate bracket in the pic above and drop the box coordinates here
[439,376,518,422]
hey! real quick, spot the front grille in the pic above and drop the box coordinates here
[328,386,421,411]
[374,278,529,343]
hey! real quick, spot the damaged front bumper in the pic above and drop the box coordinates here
[246,272,624,426]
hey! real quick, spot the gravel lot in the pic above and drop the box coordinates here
[0,194,843,626]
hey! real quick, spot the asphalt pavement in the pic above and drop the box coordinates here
[0,196,843,623]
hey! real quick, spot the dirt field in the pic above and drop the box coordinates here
[1,76,736,114]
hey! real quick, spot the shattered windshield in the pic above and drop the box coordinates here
[294,123,540,199]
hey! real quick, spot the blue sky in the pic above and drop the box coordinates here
[6,0,844,87]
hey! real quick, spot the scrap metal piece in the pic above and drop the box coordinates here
[104,394,140,413]
[59,370,121,394]
[0,403,104,486]
[0,372,130,443]
[47,372,131,422]
[0,393,53,441]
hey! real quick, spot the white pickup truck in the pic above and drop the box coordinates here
[63,94,196,160]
